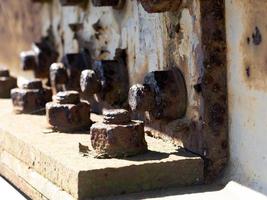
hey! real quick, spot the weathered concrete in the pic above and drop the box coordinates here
[224,0,267,195]
[0,99,203,199]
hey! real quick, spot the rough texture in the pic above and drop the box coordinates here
[128,84,155,112]
[129,68,187,120]
[62,50,92,91]
[91,109,147,158]
[50,63,68,94]
[103,109,131,124]
[3,0,227,180]
[11,80,52,114]
[53,90,80,104]
[0,99,203,199]
[91,121,147,158]
[20,28,59,78]
[80,69,101,95]
[46,91,91,132]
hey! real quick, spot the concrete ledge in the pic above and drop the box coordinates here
[0,99,204,199]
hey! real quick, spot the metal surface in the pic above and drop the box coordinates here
[11,80,52,114]
[46,90,91,132]
[20,29,59,78]
[50,63,68,94]
[90,109,148,158]
[129,68,187,120]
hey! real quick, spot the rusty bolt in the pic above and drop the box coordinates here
[128,84,155,113]
[103,109,131,124]
[62,50,91,91]
[11,80,52,114]
[129,68,187,120]
[50,63,68,94]
[20,30,59,78]
[90,109,147,158]
[80,69,101,96]
[140,0,183,13]
[53,90,80,104]
[0,68,17,98]
[46,91,91,132]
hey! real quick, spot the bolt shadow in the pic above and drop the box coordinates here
[123,147,199,162]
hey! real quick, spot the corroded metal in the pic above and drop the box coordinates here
[50,63,68,94]
[129,68,187,120]
[140,0,182,13]
[91,109,147,158]
[62,49,91,91]
[80,49,129,110]
[46,91,91,132]
[0,68,17,98]
[11,80,52,114]
[20,29,59,78]
[80,69,101,95]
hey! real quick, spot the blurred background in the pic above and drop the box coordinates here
[0,0,42,77]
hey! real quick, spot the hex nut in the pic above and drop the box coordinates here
[0,69,17,98]
[91,109,147,158]
[11,80,52,114]
[103,109,131,124]
[46,90,91,132]
[128,84,155,112]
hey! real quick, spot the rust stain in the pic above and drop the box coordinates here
[240,0,267,91]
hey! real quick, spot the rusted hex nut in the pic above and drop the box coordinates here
[140,0,182,13]
[90,109,148,158]
[92,0,125,8]
[46,91,91,132]
[11,80,52,114]
[0,69,17,98]
[80,69,101,96]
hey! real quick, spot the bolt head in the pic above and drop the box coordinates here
[103,109,131,124]
[53,90,80,104]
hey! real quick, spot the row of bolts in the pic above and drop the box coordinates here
[0,65,149,158]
